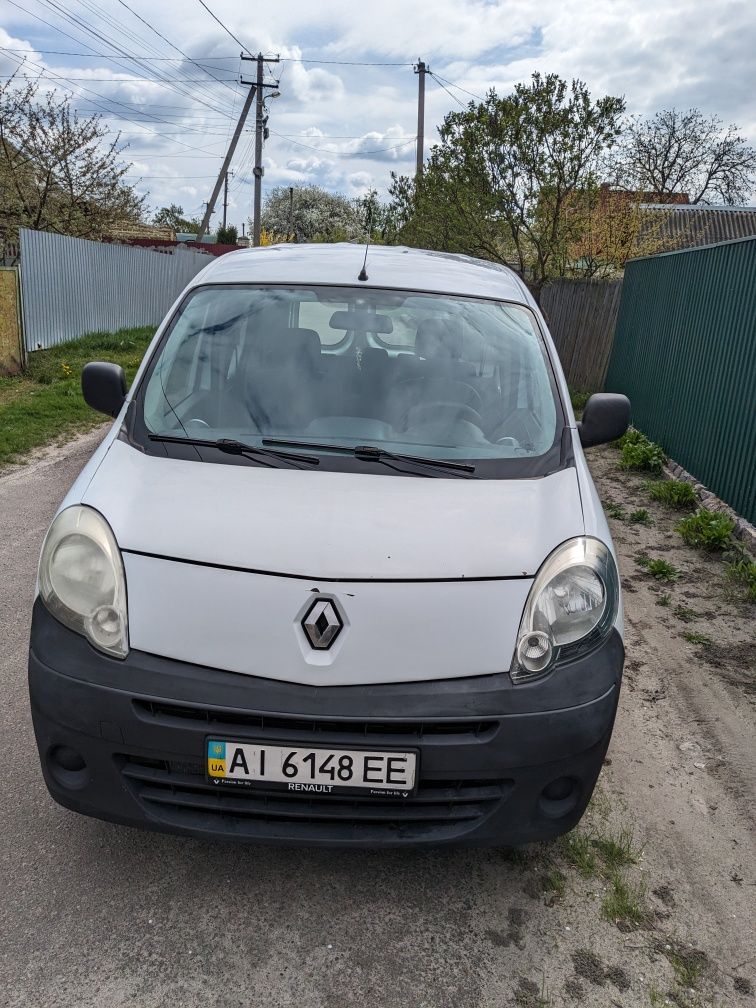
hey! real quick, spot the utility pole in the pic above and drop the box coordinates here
[197,84,256,240]
[222,171,229,230]
[414,59,429,178]
[242,52,280,246]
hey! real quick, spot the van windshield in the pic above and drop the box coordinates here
[141,284,561,468]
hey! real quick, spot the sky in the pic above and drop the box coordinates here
[2,0,755,232]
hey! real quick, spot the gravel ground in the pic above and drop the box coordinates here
[0,431,753,1008]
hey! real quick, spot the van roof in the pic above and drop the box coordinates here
[190,242,531,303]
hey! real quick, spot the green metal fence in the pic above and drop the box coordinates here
[606,236,756,524]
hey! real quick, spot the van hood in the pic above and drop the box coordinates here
[82,439,584,580]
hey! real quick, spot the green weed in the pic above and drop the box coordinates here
[676,509,735,551]
[656,593,672,607]
[618,432,665,474]
[542,868,566,899]
[604,501,627,520]
[725,554,756,603]
[647,479,697,509]
[672,605,697,623]
[629,508,652,525]
[682,631,712,646]
[592,827,641,872]
[636,554,681,583]
[601,873,648,928]
[558,830,597,878]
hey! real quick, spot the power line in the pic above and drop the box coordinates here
[114,0,239,95]
[429,72,467,110]
[431,73,485,103]
[0,47,414,66]
[2,74,239,81]
[1,47,227,153]
[195,0,250,53]
[21,0,237,119]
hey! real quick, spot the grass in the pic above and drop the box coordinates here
[636,553,681,583]
[656,593,672,607]
[682,631,712,646]
[601,873,649,927]
[592,826,641,871]
[558,830,598,877]
[676,509,735,551]
[0,327,154,468]
[647,479,698,509]
[629,507,652,525]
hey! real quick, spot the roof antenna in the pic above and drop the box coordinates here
[357,206,373,281]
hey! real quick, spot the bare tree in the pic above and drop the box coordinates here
[0,75,145,245]
[613,109,756,204]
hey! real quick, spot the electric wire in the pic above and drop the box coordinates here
[429,72,467,110]
[195,0,250,53]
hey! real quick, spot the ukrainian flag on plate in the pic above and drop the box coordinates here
[207,740,226,777]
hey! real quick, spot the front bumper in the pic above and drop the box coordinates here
[28,600,623,847]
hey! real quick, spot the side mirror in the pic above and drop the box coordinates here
[82,362,127,418]
[577,393,631,448]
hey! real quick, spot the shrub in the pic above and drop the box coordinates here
[615,427,644,449]
[647,479,697,509]
[618,434,665,474]
[570,390,591,412]
[676,509,735,551]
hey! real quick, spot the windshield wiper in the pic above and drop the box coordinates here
[262,439,476,476]
[148,435,319,468]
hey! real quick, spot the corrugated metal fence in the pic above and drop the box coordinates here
[540,278,623,391]
[606,236,756,523]
[19,228,212,350]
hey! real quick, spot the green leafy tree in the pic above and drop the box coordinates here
[152,203,201,234]
[388,73,626,299]
[0,75,145,244]
[215,223,238,244]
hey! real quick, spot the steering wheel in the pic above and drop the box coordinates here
[401,401,485,432]
[186,417,210,429]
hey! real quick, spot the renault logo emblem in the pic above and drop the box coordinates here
[302,598,343,650]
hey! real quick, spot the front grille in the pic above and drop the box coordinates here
[118,756,512,843]
[133,699,499,744]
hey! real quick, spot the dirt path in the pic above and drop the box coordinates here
[0,435,753,1008]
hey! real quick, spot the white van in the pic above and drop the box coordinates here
[29,244,630,847]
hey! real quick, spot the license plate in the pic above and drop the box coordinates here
[206,738,417,796]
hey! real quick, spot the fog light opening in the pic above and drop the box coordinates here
[516,631,554,675]
[539,776,581,819]
[48,745,88,789]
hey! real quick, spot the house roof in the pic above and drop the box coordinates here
[639,204,756,249]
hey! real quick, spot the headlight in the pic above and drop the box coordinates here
[512,537,618,682]
[38,505,129,658]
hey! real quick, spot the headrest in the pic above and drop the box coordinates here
[415,318,459,360]
[249,327,321,368]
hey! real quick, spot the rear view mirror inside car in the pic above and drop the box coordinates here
[329,309,394,333]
